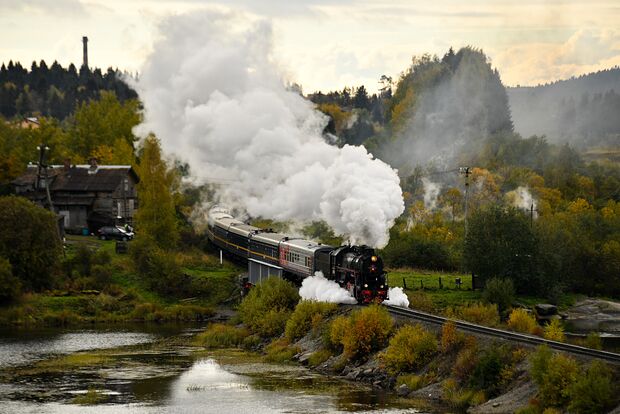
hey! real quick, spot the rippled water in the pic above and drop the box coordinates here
[0,326,430,413]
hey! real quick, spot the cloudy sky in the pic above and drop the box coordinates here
[2,0,620,92]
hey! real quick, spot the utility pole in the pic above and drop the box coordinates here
[529,203,538,228]
[36,144,54,212]
[459,167,472,238]
[37,144,65,256]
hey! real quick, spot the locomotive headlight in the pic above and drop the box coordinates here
[371,256,377,262]
[380,285,384,289]
[364,284,368,288]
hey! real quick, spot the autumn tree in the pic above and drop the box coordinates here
[68,91,140,163]
[134,135,179,250]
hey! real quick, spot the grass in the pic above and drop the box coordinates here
[388,268,579,313]
[388,268,473,290]
[17,353,113,375]
[193,323,250,348]
[388,268,481,312]
[72,387,107,405]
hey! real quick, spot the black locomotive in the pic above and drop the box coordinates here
[206,206,388,303]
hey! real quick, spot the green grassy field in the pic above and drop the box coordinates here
[387,268,480,311]
[386,268,578,313]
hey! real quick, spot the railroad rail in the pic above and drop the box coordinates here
[384,304,620,364]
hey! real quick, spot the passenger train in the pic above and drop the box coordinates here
[206,206,388,303]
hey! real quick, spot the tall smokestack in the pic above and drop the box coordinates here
[82,36,88,68]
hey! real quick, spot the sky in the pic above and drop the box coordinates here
[2,0,620,93]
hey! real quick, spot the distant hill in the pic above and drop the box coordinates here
[507,67,620,149]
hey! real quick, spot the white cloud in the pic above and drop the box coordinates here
[2,0,620,91]
[493,28,620,86]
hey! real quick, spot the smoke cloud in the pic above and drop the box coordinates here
[422,178,441,210]
[299,272,357,304]
[384,287,410,308]
[133,11,404,248]
[506,186,537,215]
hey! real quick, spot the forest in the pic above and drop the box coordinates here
[0,60,136,120]
[0,47,619,301]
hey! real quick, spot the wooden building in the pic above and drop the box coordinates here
[12,159,139,233]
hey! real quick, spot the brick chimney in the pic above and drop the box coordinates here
[88,157,98,174]
[63,158,71,171]
[82,36,88,69]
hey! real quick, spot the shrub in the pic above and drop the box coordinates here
[584,332,602,350]
[194,324,250,348]
[543,319,565,342]
[469,345,510,397]
[397,374,429,391]
[238,277,299,338]
[0,196,61,291]
[507,308,538,334]
[340,305,393,361]
[529,345,552,385]
[92,248,112,266]
[515,405,541,414]
[91,264,112,290]
[447,303,500,327]
[130,237,192,297]
[162,304,213,321]
[453,341,479,382]
[567,360,616,414]
[327,315,350,351]
[264,338,299,363]
[0,257,21,303]
[73,244,94,276]
[529,346,578,408]
[308,349,333,367]
[285,300,337,342]
[89,293,120,313]
[441,321,463,353]
[442,378,484,410]
[242,335,261,350]
[131,302,159,320]
[383,323,438,373]
[482,277,514,313]
[42,309,81,326]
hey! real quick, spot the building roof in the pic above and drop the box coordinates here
[12,165,138,192]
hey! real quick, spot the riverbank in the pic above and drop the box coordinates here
[0,235,242,327]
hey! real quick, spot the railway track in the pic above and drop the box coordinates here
[384,304,620,364]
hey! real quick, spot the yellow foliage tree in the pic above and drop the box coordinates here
[134,135,178,250]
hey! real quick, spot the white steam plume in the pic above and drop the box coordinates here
[506,186,537,215]
[299,272,357,304]
[133,12,404,248]
[421,178,441,210]
[384,287,410,308]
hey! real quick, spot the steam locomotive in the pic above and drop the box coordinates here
[206,206,388,303]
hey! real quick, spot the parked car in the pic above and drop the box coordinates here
[97,226,134,241]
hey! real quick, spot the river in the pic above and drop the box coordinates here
[0,324,431,413]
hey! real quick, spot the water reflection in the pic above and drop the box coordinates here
[0,324,196,369]
[0,327,428,413]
